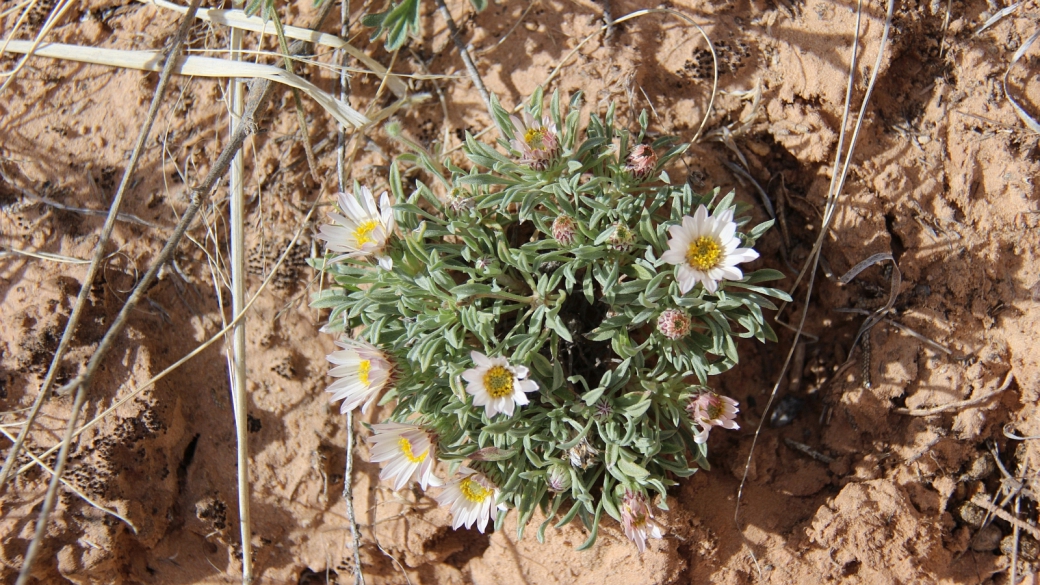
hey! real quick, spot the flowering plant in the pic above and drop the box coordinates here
[312,89,789,550]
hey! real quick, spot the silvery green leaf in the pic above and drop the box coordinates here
[616,457,650,481]
[450,282,493,299]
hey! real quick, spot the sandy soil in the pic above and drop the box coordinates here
[2,0,1040,583]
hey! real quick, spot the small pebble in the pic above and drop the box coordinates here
[957,501,986,528]
[971,525,1002,552]
[1001,534,1039,562]
[770,395,804,427]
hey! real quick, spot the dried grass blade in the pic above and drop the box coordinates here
[141,0,408,98]
[1003,27,1040,134]
[0,246,89,264]
[975,1,1022,35]
[1,39,370,128]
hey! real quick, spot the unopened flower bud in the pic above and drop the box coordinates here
[609,223,635,252]
[625,144,658,180]
[657,309,691,340]
[546,463,572,492]
[552,214,578,246]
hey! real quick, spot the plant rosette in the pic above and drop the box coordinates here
[312,89,790,551]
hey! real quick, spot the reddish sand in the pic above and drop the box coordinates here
[1,0,1039,583]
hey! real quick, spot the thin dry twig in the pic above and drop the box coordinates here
[0,246,89,264]
[1003,424,1040,441]
[783,438,834,464]
[434,0,491,117]
[895,370,1015,416]
[14,1,204,580]
[0,169,159,228]
[734,0,896,575]
[970,494,1040,540]
[336,3,366,583]
[227,0,251,578]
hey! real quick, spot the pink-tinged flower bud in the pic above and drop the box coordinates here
[620,490,663,553]
[509,111,561,170]
[657,309,691,340]
[625,144,658,180]
[552,214,578,246]
[609,223,635,252]
[686,392,740,444]
[546,463,572,492]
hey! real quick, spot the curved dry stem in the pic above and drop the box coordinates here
[733,0,897,573]
[1003,27,1040,133]
[434,0,492,118]
[895,370,1015,416]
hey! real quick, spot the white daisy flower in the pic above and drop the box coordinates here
[461,351,539,418]
[620,490,664,553]
[434,466,506,533]
[317,186,396,270]
[326,338,392,414]
[660,205,760,294]
[687,392,740,444]
[367,422,441,491]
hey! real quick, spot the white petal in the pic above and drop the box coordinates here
[484,400,501,418]
[701,275,719,294]
[676,267,697,294]
[660,248,685,265]
[341,193,369,222]
[499,398,515,417]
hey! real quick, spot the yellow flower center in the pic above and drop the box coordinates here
[685,236,722,271]
[353,219,380,247]
[524,128,546,149]
[483,366,514,399]
[459,477,493,503]
[397,437,428,464]
[358,360,371,387]
[706,402,723,421]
